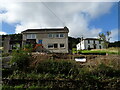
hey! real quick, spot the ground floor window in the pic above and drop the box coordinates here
[48,43,58,48]
[88,45,90,50]
[60,44,65,48]
[54,43,58,48]
[48,44,54,48]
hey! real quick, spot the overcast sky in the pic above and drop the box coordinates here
[0,1,118,42]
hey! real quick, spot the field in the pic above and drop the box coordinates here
[2,47,120,89]
[73,47,120,55]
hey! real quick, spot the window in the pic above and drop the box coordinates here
[99,45,101,49]
[93,40,95,44]
[54,44,58,48]
[60,44,65,48]
[48,34,53,38]
[99,41,101,44]
[88,45,90,48]
[60,34,64,37]
[27,34,36,39]
[27,34,31,39]
[88,40,90,43]
[48,44,54,48]
[31,34,36,39]
[48,43,58,48]
[55,34,59,38]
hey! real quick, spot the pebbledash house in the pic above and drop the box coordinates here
[76,38,104,50]
[21,26,69,53]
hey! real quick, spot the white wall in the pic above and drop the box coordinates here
[77,39,104,50]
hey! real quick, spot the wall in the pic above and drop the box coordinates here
[22,32,69,53]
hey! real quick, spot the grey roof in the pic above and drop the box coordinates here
[83,38,101,40]
[21,26,69,33]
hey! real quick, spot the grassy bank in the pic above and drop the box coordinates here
[79,47,120,55]
[2,48,120,89]
[2,58,120,89]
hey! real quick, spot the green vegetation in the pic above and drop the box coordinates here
[2,53,10,57]
[2,47,120,89]
[99,31,111,48]
[77,47,120,55]
[3,59,120,89]
[10,49,32,71]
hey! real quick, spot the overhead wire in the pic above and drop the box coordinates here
[40,1,65,26]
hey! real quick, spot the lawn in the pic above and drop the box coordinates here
[80,47,119,55]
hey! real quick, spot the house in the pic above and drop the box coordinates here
[21,26,69,53]
[76,38,104,50]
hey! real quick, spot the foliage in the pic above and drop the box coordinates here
[68,37,80,50]
[10,49,32,71]
[93,63,120,77]
[72,48,77,54]
[14,84,24,88]
[3,62,120,89]
[80,48,119,55]
[2,68,14,78]
[35,60,79,76]
[99,31,111,48]
[2,85,14,90]
[2,53,10,57]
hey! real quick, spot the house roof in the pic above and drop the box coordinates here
[21,26,69,33]
[83,38,100,40]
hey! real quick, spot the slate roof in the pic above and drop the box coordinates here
[21,26,69,33]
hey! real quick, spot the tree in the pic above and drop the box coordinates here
[99,31,111,48]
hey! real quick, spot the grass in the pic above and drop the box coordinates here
[80,47,119,55]
[2,47,120,89]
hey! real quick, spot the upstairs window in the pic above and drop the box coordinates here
[60,34,64,37]
[93,40,95,44]
[27,34,36,39]
[88,40,90,43]
[48,34,53,38]
[99,41,101,44]
[55,34,59,38]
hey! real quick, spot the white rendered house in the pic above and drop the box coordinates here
[76,38,104,50]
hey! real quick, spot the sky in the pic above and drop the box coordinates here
[0,1,119,42]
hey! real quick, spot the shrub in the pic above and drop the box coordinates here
[10,49,32,71]
[14,84,24,88]
[2,85,14,90]
[2,53,10,57]
[2,68,13,78]
[92,63,120,77]
[35,60,79,76]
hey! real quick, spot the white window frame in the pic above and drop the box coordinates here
[55,34,59,38]
[60,33,64,38]
[48,34,53,38]
[27,34,36,39]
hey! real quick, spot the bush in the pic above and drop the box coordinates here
[2,85,14,90]
[35,60,79,76]
[10,49,32,71]
[2,69,13,78]
[14,84,24,88]
[2,53,10,57]
[94,63,120,77]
